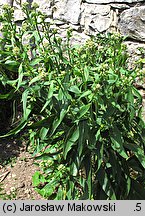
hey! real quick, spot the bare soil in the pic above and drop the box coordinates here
[0,137,44,200]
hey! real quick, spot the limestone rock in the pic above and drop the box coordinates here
[32,0,52,8]
[124,41,145,69]
[80,3,111,34]
[70,31,90,45]
[0,0,13,6]
[89,15,111,33]
[32,0,52,17]
[119,6,145,41]
[85,0,144,3]
[110,4,130,9]
[0,0,28,7]
[81,3,110,16]
[14,9,25,21]
[53,0,81,25]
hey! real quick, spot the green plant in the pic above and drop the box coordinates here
[0,4,145,200]
[0,184,6,200]
[0,183,17,200]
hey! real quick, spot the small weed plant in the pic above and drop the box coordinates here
[0,184,17,200]
[0,3,145,199]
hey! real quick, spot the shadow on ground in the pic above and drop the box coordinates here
[0,137,22,166]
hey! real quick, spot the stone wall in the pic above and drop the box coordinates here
[0,0,145,43]
[0,1,145,70]
[1,1,144,74]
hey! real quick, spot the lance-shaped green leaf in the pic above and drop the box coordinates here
[78,120,89,157]
[63,126,79,159]
[29,75,41,86]
[77,103,91,120]
[110,125,128,159]
[4,60,18,66]
[0,120,27,138]
[78,90,92,100]
[39,127,49,140]
[41,81,54,112]
[51,104,70,135]
[96,140,104,171]
[29,58,42,66]
[87,168,92,200]
[69,85,81,95]
[28,115,55,129]
[126,87,134,105]
[17,63,23,90]
[97,167,116,200]
[132,86,142,103]
[22,90,29,120]
[84,65,89,81]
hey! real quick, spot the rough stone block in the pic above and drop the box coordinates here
[85,0,144,3]
[80,3,111,34]
[53,0,81,25]
[119,6,145,41]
